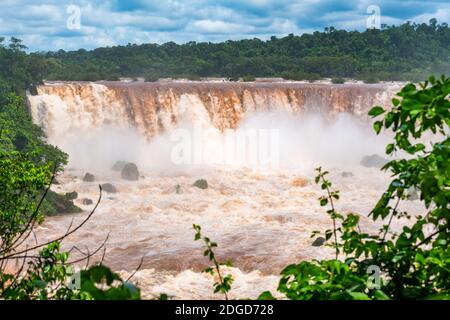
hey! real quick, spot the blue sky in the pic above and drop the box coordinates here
[0,0,449,52]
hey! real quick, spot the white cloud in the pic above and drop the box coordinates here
[186,20,254,34]
[0,0,448,51]
[410,7,450,24]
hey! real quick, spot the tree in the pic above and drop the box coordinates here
[259,76,450,300]
[0,153,141,300]
[0,93,67,171]
[36,20,450,82]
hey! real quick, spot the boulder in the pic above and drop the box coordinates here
[82,198,93,205]
[65,191,78,200]
[42,190,82,216]
[360,154,388,168]
[341,171,354,178]
[121,163,139,181]
[193,179,208,189]
[101,183,117,193]
[175,184,182,194]
[312,237,326,247]
[111,160,129,172]
[83,173,95,182]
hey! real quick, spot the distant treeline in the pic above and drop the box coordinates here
[2,19,450,88]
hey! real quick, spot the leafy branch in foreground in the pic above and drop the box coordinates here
[193,224,233,300]
[0,151,141,299]
[314,167,342,260]
[259,75,450,300]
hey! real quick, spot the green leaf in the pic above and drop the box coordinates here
[258,291,276,300]
[386,143,395,155]
[368,106,385,117]
[392,98,400,106]
[158,293,169,300]
[373,121,382,134]
[33,280,47,289]
[425,293,450,300]
[348,292,371,300]
[373,290,390,300]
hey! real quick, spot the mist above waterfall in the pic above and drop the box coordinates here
[239,111,389,169]
[45,110,388,173]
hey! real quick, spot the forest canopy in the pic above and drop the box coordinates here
[37,20,450,83]
[2,20,449,85]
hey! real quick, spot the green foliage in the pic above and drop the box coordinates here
[38,20,450,82]
[362,75,380,84]
[144,73,159,82]
[40,190,83,216]
[281,71,322,81]
[0,151,140,300]
[0,92,67,171]
[331,77,345,84]
[277,260,378,300]
[257,291,276,300]
[263,76,450,300]
[77,264,140,300]
[1,242,140,300]
[186,74,201,81]
[242,75,255,82]
[314,167,342,259]
[193,224,233,299]
[0,92,73,216]
[0,151,50,247]
[2,242,77,299]
[0,37,49,94]
[3,20,450,83]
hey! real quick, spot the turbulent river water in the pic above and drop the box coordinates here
[25,81,424,299]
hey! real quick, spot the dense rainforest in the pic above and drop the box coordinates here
[40,20,450,83]
[0,37,82,216]
[2,20,450,87]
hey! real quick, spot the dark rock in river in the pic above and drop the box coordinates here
[101,183,117,193]
[360,154,388,168]
[82,198,93,205]
[312,237,326,247]
[111,160,129,171]
[121,163,139,181]
[341,171,354,178]
[65,191,78,200]
[83,172,95,182]
[193,179,208,189]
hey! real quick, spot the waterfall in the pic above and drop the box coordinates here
[26,81,401,170]
[27,81,400,141]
